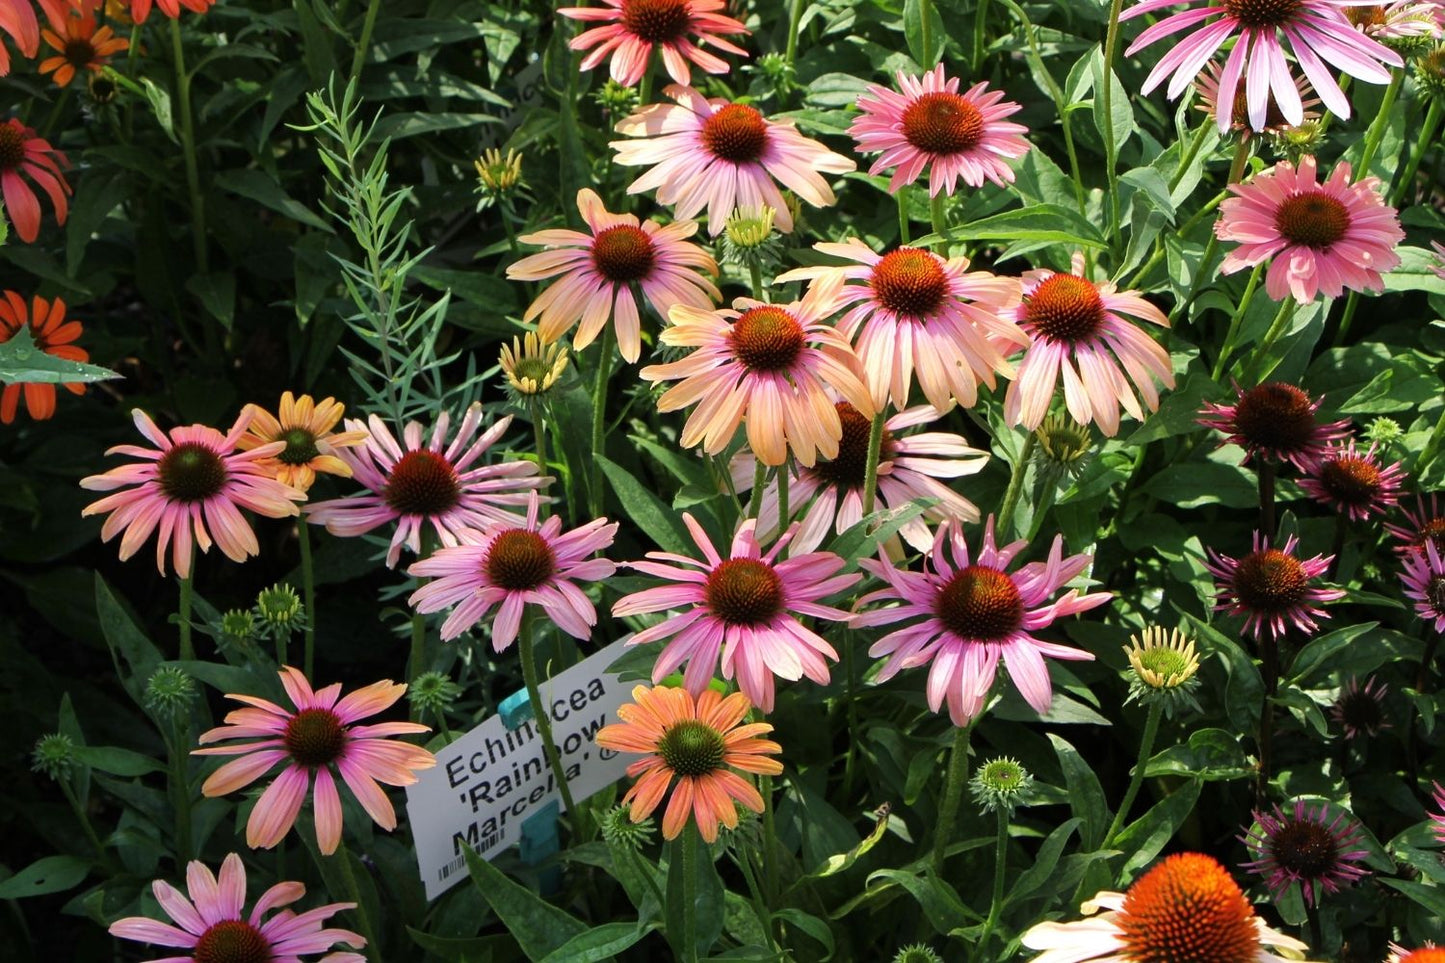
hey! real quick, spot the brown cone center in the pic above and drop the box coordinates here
[901,92,985,155]
[1274,191,1351,249]
[871,247,949,318]
[485,528,557,591]
[935,565,1023,641]
[705,558,784,625]
[702,104,768,163]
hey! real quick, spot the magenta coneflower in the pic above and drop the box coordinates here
[1387,493,1445,557]
[1215,156,1404,304]
[852,518,1111,727]
[1194,59,1319,141]
[612,515,859,711]
[506,188,719,363]
[776,238,1025,412]
[1199,381,1351,473]
[1298,439,1405,520]
[194,667,435,855]
[1432,783,1445,845]
[1240,799,1371,907]
[408,493,618,646]
[848,64,1031,196]
[1206,532,1344,641]
[1121,0,1403,130]
[1431,240,1445,280]
[611,84,855,234]
[731,401,990,554]
[1003,252,1175,438]
[559,0,749,89]
[1345,1,1445,40]
[109,853,365,963]
[639,274,874,467]
[305,404,548,568]
[1331,675,1390,739]
[1402,540,1445,632]
[0,117,70,243]
[80,409,305,578]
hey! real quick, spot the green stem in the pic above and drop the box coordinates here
[777,463,790,540]
[1357,70,1403,178]
[348,0,382,87]
[1179,233,1220,311]
[681,823,700,963]
[520,618,580,822]
[1100,0,1126,251]
[638,55,654,105]
[408,612,426,718]
[919,0,937,68]
[299,522,317,678]
[784,0,807,68]
[177,575,195,662]
[748,458,767,522]
[896,186,912,244]
[761,772,777,902]
[749,260,764,302]
[589,325,616,518]
[1331,291,1360,349]
[170,19,208,278]
[975,806,1010,959]
[59,780,111,869]
[860,412,887,517]
[1417,407,1445,474]
[1245,297,1298,383]
[1391,98,1442,207]
[1259,459,1277,543]
[530,397,549,518]
[972,0,991,75]
[930,193,948,253]
[733,840,778,951]
[275,631,287,669]
[996,434,1036,538]
[335,846,381,962]
[1169,118,1214,193]
[1211,262,1264,382]
[169,716,194,864]
[631,843,667,912]
[1101,701,1162,849]
[930,722,974,876]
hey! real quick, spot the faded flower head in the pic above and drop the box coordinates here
[1240,799,1371,907]
[1331,675,1390,740]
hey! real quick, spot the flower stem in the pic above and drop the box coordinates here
[748,459,768,522]
[919,0,937,68]
[974,806,1010,959]
[761,772,778,901]
[681,822,700,962]
[971,0,991,75]
[169,19,208,279]
[930,193,948,253]
[1257,629,1279,802]
[589,325,616,518]
[1259,459,1276,542]
[1391,98,1442,206]
[1418,632,1441,694]
[776,462,790,540]
[930,721,975,876]
[299,521,317,678]
[860,412,887,517]
[408,612,426,717]
[177,575,195,662]
[996,434,1036,538]
[335,845,381,963]
[1331,291,1361,348]
[1211,262,1263,381]
[169,715,194,864]
[897,186,912,244]
[530,397,550,518]
[1102,701,1162,849]
[59,779,111,870]
[784,0,807,69]
[348,0,382,87]
[519,617,580,823]
[1245,297,1298,383]
[1100,0,1126,249]
[1357,70,1403,178]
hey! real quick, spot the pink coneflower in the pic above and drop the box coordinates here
[1431,240,1445,280]
[305,404,548,568]
[108,852,365,963]
[639,274,874,468]
[849,64,1031,196]
[1345,1,1445,40]
[612,515,859,712]
[80,409,305,578]
[1432,783,1445,845]
[1002,252,1175,438]
[408,493,618,646]
[1198,381,1351,473]
[559,0,749,89]
[610,84,855,234]
[776,238,1025,412]
[1121,0,1403,131]
[0,117,69,243]
[1387,493,1445,557]
[852,518,1111,728]
[506,188,719,363]
[194,667,435,855]
[1194,59,1319,140]
[1402,540,1445,632]
[1206,531,1344,641]
[1298,439,1405,520]
[1215,156,1404,304]
[1240,799,1371,907]
[1331,675,1390,739]
[731,401,990,554]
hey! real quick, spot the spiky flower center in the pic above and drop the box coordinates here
[1138,647,1194,682]
[1026,274,1107,343]
[1268,817,1340,879]
[158,443,228,503]
[1117,853,1260,963]
[1428,576,1445,615]
[871,247,949,318]
[1344,5,1387,28]
[1338,685,1385,735]
[1231,382,1318,454]
[813,403,893,490]
[978,758,1026,791]
[0,123,24,172]
[1414,519,1445,556]
[591,224,657,283]
[1275,191,1351,249]
[1319,454,1380,506]
[702,104,768,163]
[657,719,726,777]
[1232,549,1308,613]
[193,920,272,963]
[278,428,320,466]
[901,92,985,155]
[64,38,97,66]
[1221,84,1288,130]
[283,708,346,768]
[1222,0,1303,28]
[935,565,1024,641]
[705,558,784,625]
[730,306,805,372]
[620,0,692,43]
[485,528,557,591]
[383,450,460,516]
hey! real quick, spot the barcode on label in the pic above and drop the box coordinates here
[437,854,466,882]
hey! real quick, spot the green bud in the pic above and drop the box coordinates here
[254,583,304,638]
[600,804,655,851]
[892,944,945,963]
[970,756,1033,815]
[220,608,256,649]
[409,671,462,718]
[32,733,77,781]
[145,665,197,719]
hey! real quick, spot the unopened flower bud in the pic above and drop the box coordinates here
[970,756,1033,814]
[145,665,197,719]
[32,733,77,781]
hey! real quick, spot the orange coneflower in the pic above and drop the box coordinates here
[0,290,88,424]
[38,1,126,88]
[596,685,782,842]
[237,392,368,494]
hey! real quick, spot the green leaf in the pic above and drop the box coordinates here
[0,855,89,898]
[1117,780,1203,879]
[213,169,333,233]
[539,921,655,963]
[1144,728,1253,782]
[185,272,236,331]
[914,204,1107,249]
[72,746,164,777]
[1004,817,1081,907]
[866,868,982,931]
[772,909,834,961]
[826,499,933,572]
[1090,46,1136,153]
[461,845,586,961]
[140,77,177,142]
[1287,622,1380,685]
[0,325,121,385]
[96,576,165,706]
[902,0,944,68]
[1050,735,1108,850]
[665,830,725,961]
[404,927,496,963]
[596,455,692,555]
[811,806,890,878]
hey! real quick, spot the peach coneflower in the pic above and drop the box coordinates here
[109,853,366,963]
[1198,381,1350,473]
[559,0,749,89]
[1003,252,1175,437]
[1298,438,1405,521]
[611,84,855,234]
[596,684,782,843]
[195,667,435,855]
[1206,531,1344,641]
[237,392,369,494]
[38,2,126,88]
[1240,800,1371,907]
[776,238,1025,413]
[639,274,873,468]
[0,289,88,424]
[1022,852,1312,962]
[80,409,306,577]
[849,64,1031,196]
[506,188,719,363]
[1215,156,1404,304]
[0,117,69,243]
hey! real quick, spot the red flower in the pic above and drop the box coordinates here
[0,118,69,242]
[129,0,215,21]
[0,1,40,76]
[0,290,88,423]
